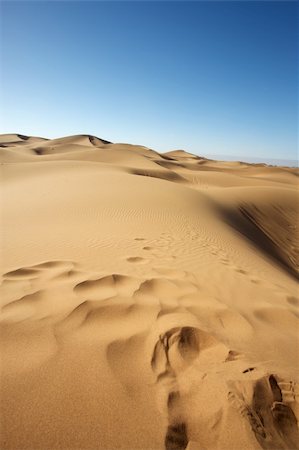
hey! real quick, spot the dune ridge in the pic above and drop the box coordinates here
[1,134,298,450]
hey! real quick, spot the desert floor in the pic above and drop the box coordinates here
[1,134,298,450]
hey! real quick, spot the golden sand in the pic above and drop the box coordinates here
[1,134,298,450]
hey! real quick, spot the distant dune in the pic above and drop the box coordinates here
[1,134,298,450]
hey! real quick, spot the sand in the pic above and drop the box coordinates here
[0,133,298,450]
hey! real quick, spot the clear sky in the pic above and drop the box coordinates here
[1,1,298,162]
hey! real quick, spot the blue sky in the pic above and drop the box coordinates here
[1,1,298,162]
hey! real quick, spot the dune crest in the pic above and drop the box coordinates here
[1,134,298,450]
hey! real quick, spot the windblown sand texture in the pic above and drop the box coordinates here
[1,133,299,450]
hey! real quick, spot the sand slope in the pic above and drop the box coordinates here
[1,134,298,450]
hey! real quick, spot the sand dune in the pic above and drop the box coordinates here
[1,134,298,450]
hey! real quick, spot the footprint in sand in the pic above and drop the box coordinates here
[151,327,200,450]
[228,374,299,450]
[1,260,78,322]
[150,325,231,450]
[74,273,139,300]
[0,291,43,323]
[3,260,75,281]
[3,267,40,280]
[286,296,299,307]
[126,256,148,264]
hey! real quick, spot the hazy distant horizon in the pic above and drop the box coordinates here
[200,153,298,168]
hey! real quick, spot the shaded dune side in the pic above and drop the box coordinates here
[127,167,187,183]
[0,134,48,147]
[0,134,111,150]
[217,190,299,280]
[29,135,112,155]
[238,204,298,275]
